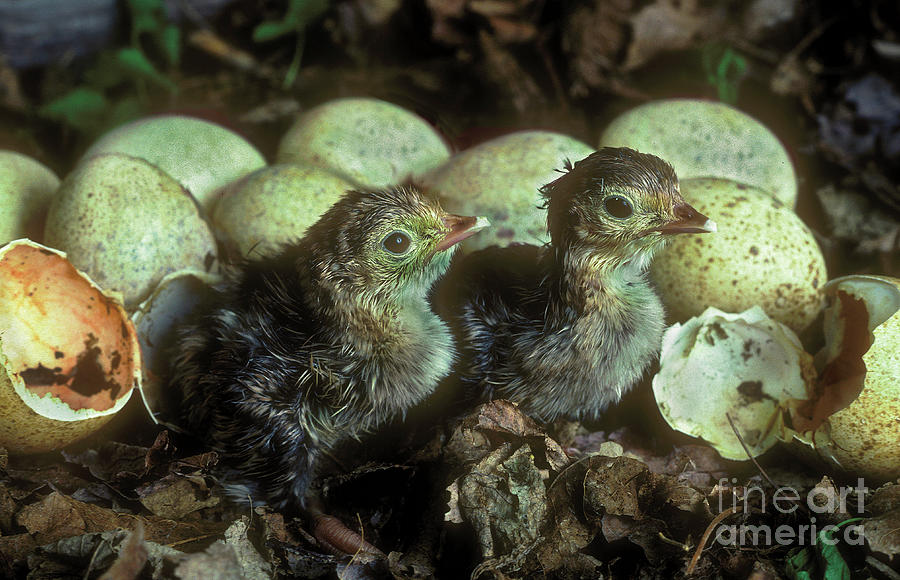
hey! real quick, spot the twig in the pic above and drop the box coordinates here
[725,412,778,490]
[686,505,742,575]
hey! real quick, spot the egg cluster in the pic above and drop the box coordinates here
[1,97,895,484]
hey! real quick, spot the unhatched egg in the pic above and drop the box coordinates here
[44,153,218,310]
[83,115,266,210]
[276,97,450,188]
[420,131,594,252]
[651,177,826,333]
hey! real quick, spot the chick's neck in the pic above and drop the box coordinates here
[550,239,657,325]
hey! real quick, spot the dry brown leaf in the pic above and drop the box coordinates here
[173,541,243,580]
[864,508,900,561]
[562,0,632,96]
[137,474,221,519]
[99,521,148,580]
[16,492,228,548]
[623,0,713,71]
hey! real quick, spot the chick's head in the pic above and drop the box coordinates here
[543,147,715,269]
[309,186,486,301]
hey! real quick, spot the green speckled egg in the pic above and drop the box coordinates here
[599,99,797,207]
[44,154,218,310]
[650,177,825,333]
[276,98,450,188]
[0,151,60,244]
[212,164,354,258]
[420,131,594,252]
[83,115,266,209]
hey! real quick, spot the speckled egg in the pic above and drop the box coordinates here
[806,275,900,481]
[653,306,814,460]
[132,269,221,428]
[83,115,266,209]
[0,240,141,454]
[420,131,595,252]
[599,99,797,207]
[0,150,60,244]
[44,153,218,310]
[276,97,450,188]
[212,164,354,259]
[650,177,826,333]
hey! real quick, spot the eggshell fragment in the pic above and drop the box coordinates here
[212,164,354,258]
[420,131,594,252]
[796,275,900,482]
[83,115,266,209]
[44,153,218,310]
[277,98,450,188]
[0,150,60,244]
[599,99,797,206]
[650,177,826,333]
[652,306,814,460]
[132,270,222,427]
[0,240,140,454]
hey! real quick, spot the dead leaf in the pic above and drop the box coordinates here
[561,0,633,96]
[173,541,243,579]
[223,517,273,580]
[479,30,546,113]
[869,483,900,516]
[62,441,150,482]
[623,0,714,71]
[864,508,900,561]
[99,521,148,580]
[16,492,228,548]
[137,474,221,519]
[583,456,654,521]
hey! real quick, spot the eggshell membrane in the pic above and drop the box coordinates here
[653,306,814,460]
[0,240,140,454]
[44,153,218,310]
[212,164,354,258]
[83,115,266,209]
[599,99,797,206]
[650,177,826,333]
[818,276,900,481]
[132,269,221,426]
[0,150,60,244]
[421,131,595,252]
[276,98,450,189]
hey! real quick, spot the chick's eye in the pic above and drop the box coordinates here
[604,195,633,219]
[382,230,412,255]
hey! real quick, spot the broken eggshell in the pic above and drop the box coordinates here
[132,269,221,428]
[652,306,815,460]
[0,239,141,454]
[791,275,900,481]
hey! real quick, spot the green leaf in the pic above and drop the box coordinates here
[252,20,298,42]
[128,0,166,37]
[38,88,109,132]
[159,24,181,67]
[115,48,178,93]
[817,519,862,580]
[785,547,815,580]
[253,0,330,42]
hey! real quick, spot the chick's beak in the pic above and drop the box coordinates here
[657,203,717,235]
[435,214,491,252]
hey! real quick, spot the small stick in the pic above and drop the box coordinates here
[686,505,742,575]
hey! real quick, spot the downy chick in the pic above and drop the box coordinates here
[171,186,487,512]
[436,147,715,421]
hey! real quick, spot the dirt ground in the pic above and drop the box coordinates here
[1,0,899,578]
